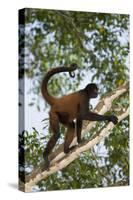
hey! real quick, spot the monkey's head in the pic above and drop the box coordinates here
[85,83,98,98]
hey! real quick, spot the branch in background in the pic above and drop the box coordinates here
[90,150,112,185]
[56,11,91,54]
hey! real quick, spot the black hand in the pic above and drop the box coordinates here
[108,115,118,124]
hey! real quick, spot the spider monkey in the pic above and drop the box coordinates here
[41,63,118,169]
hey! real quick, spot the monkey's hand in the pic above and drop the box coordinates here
[108,115,118,125]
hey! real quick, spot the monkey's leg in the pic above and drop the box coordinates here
[64,122,76,154]
[43,112,60,170]
[76,119,83,144]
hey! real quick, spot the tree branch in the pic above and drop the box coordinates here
[56,11,91,54]
[90,150,112,185]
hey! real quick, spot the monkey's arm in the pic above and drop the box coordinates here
[81,111,118,125]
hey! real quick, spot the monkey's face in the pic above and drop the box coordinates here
[91,87,98,98]
[85,83,98,98]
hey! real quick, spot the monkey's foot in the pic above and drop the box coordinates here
[77,138,85,144]
[44,163,50,171]
[44,157,50,171]
[69,145,78,151]
[64,145,77,154]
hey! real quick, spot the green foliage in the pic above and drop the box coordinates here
[19,128,47,168]
[20,9,129,97]
[19,9,129,190]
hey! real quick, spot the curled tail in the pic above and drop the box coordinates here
[41,63,78,106]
